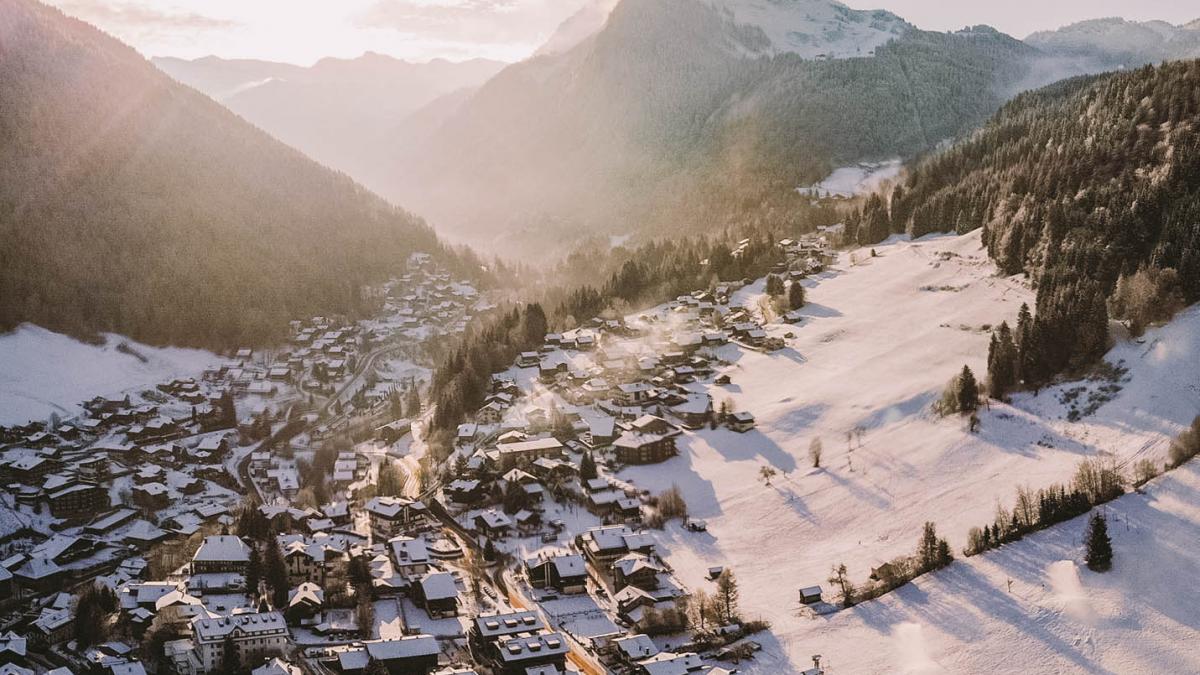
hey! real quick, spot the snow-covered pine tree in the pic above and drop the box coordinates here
[1085,512,1113,572]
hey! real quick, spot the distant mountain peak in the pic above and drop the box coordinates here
[535,0,619,57]
[1026,16,1200,69]
[702,0,911,59]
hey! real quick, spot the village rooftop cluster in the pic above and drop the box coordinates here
[0,234,835,675]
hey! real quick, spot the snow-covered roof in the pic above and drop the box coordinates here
[364,635,438,660]
[613,633,658,660]
[288,582,325,608]
[252,658,301,675]
[495,437,562,455]
[476,509,512,529]
[191,535,250,563]
[474,611,543,638]
[389,536,430,565]
[419,571,458,601]
[191,612,286,642]
[639,651,704,675]
[496,632,569,663]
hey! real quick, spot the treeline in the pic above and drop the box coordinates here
[964,414,1200,557]
[964,457,1125,556]
[426,226,796,447]
[853,61,1200,378]
[0,0,485,349]
[828,521,953,608]
[428,302,549,440]
[984,301,1106,398]
[548,230,789,326]
[833,424,1193,608]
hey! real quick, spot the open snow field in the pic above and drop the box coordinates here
[737,461,1200,673]
[805,159,904,197]
[616,230,1200,672]
[0,324,219,425]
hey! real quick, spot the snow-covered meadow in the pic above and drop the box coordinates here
[613,230,1200,672]
[0,324,219,425]
[803,159,904,198]
[739,460,1200,673]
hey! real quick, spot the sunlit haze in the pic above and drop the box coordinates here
[50,0,1200,65]
[47,0,597,64]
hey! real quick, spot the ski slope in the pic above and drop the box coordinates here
[615,230,1200,672]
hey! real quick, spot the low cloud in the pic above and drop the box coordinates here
[357,0,584,46]
[55,1,239,32]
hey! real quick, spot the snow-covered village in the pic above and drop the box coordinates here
[5,1,1200,674]
[3,218,1200,674]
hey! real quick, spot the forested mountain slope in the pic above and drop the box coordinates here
[858,60,1200,378]
[0,0,474,348]
[383,0,1043,255]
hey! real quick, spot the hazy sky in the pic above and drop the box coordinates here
[48,0,596,64]
[49,0,1200,65]
[844,0,1199,37]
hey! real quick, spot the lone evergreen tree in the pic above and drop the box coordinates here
[220,636,241,674]
[788,281,806,310]
[263,542,289,608]
[918,522,953,572]
[918,522,940,572]
[405,387,421,417]
[579,452,598,481]
[73,583,118,647]
[987,322,1018,398]
[1084,512,1113,572]
[219,390,238,429]
[356,586,376,638]
[957,365,979,413]
[502,480,529,514]
[765,274,784,296]
[245,545,262,598]
[348,554,372,587]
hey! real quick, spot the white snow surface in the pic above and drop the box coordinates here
[0,324,219,425]
[804,158,903,197]
[612,230,1200,672]
[706,0,911,59]
[736,461,1200,673]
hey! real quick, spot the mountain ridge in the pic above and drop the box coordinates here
[1026,16,1200,70]
[0,0,476,348]
[379,0,1041,255]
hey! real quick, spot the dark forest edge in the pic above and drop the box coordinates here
[848,60,1200,385]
